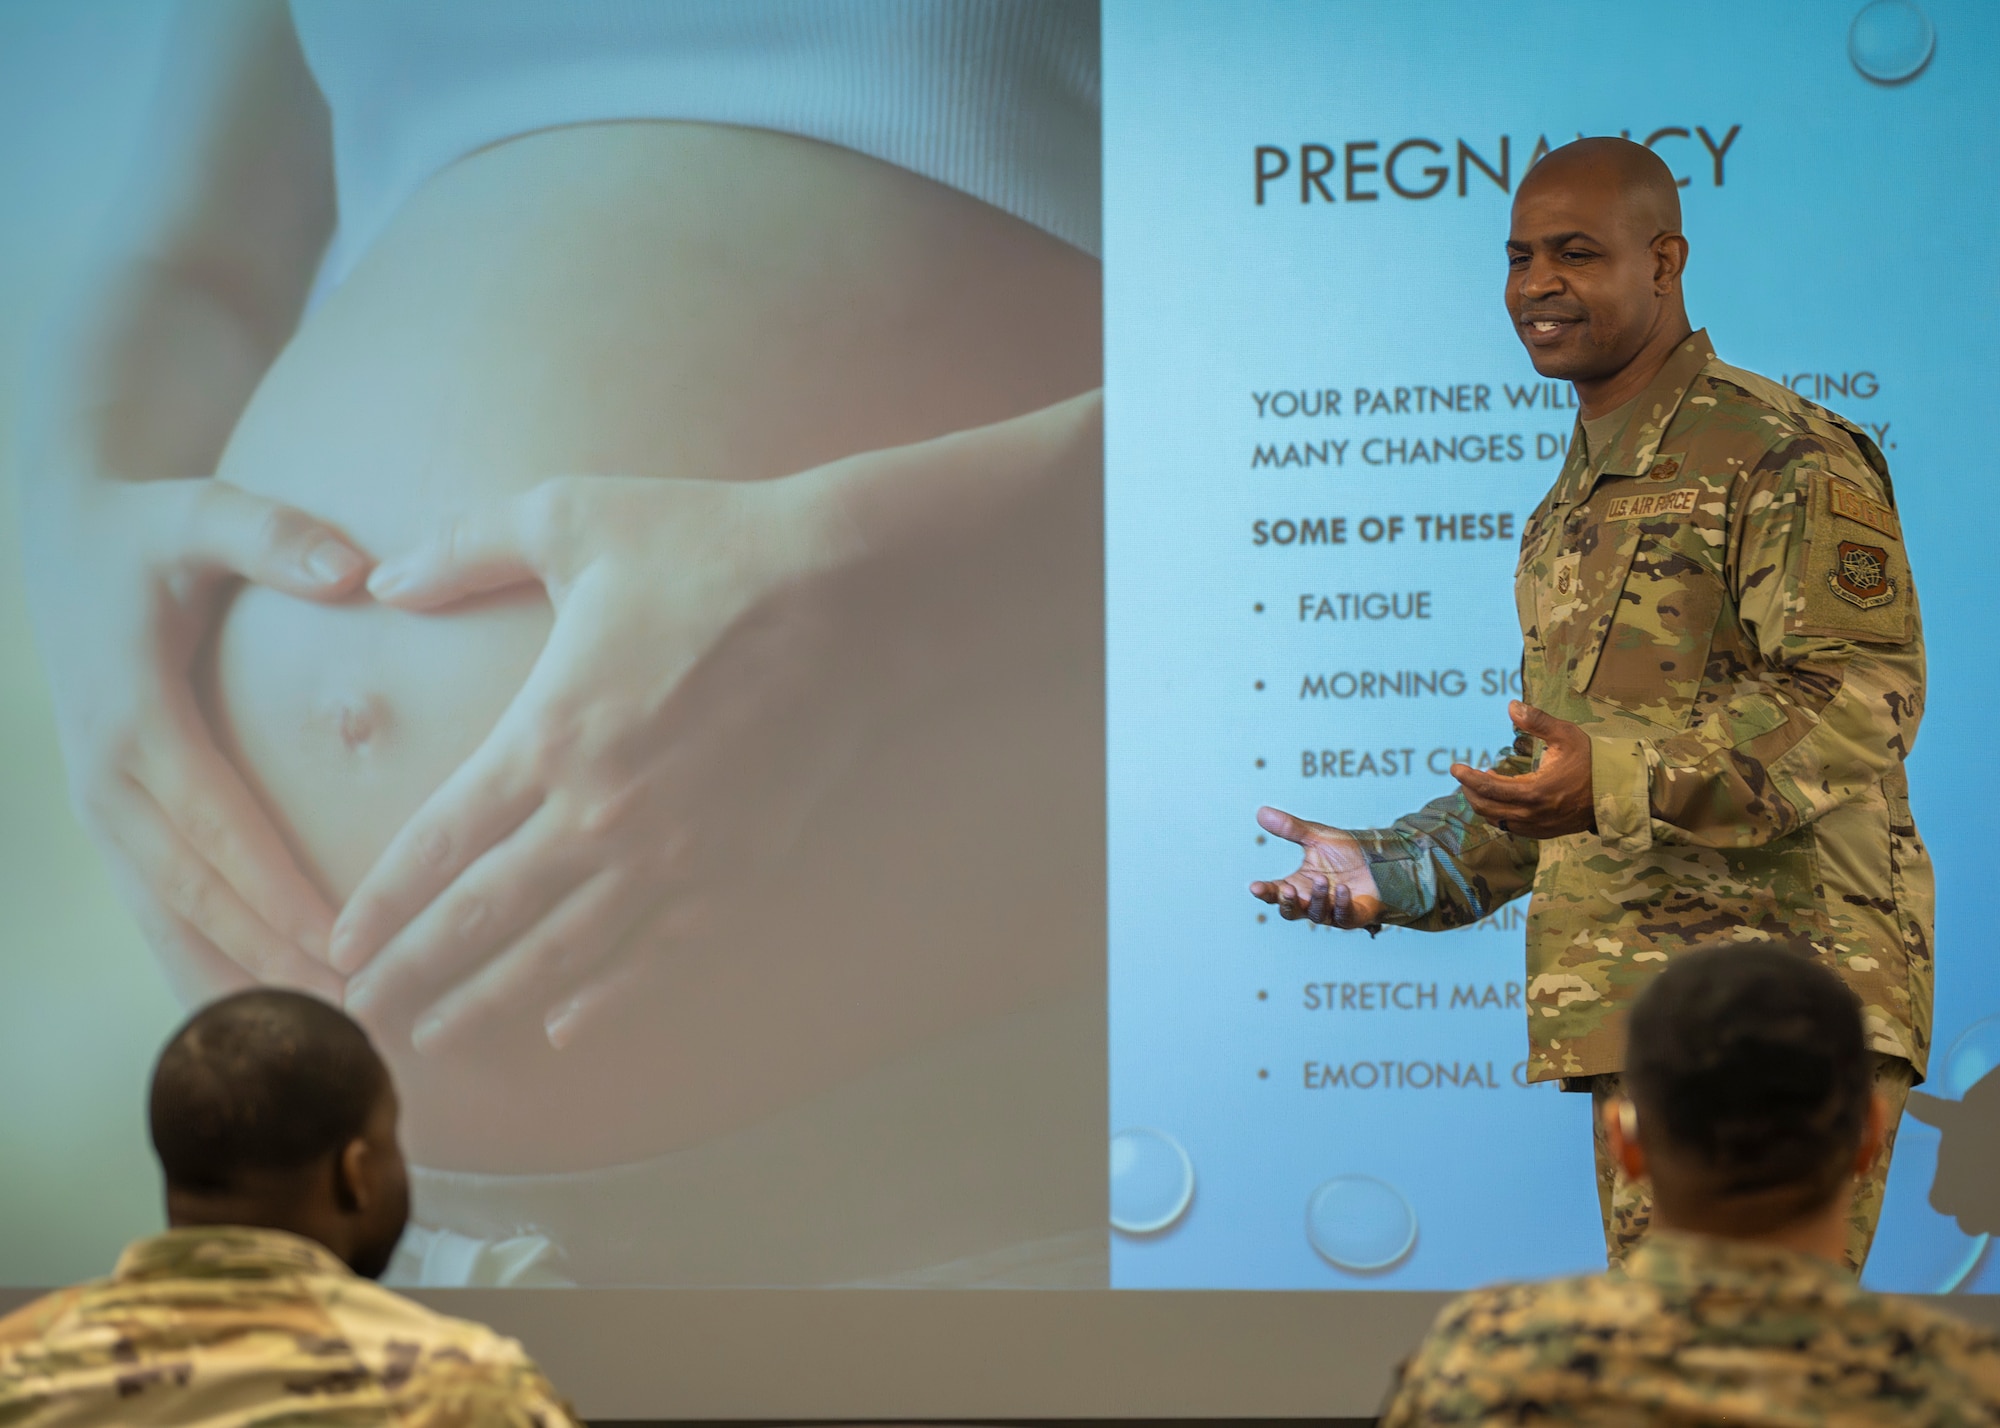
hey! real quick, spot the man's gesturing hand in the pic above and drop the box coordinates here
[1450,700,1596,839]
[1248,807,1386,928]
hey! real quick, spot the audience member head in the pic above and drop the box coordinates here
[1608,941,1882,1257]
[150,990,408,1279]
[1507,135,1690,403]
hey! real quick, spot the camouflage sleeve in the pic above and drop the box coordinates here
[1353,725,1540,930]
[1590,442,1922,854]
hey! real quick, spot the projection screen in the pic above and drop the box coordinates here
[2,0,1997,1417]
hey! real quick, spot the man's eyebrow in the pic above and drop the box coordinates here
[1507,230,1602,252]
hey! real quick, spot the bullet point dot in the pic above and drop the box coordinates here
[1257,1068,1269,1080]
[1256,913,1267,924]
[1255,757,1265,768]
[1256,834,1267,845]
[1256,989,1268,1001]
[1253,602,1265,613]
[1254,680,1265,691]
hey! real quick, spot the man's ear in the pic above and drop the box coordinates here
[1605,1097,1648,1183]
[1854,1091,1888,1177]
[1652,233,1689,291]
[333,1137,373,1215]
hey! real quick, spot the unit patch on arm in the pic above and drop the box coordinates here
[1794,474,1913,642]
[1830,541,1895,608]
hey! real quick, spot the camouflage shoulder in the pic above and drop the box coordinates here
[1697,359,1890,493]
[1855,1287,2000,1372]
[0,1286,89,1353]
[1421,1271,1650,1346]
[1802,1289,2000,1411]
[1393,1275,1667,1424]
[1698,358,1842,433]
[319,1276,539,1368]
[316,1276,578,1419]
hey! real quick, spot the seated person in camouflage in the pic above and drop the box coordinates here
[1253,134,1929,1274]
[1381,944,2000,1428]
[0,990,579,1426]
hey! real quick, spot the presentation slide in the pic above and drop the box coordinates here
[0,0,1104,1291]
[1103,0,2000,1293]
[2,0,1996,1343]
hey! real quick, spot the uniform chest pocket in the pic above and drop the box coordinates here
[1513,511,1562,643]
[1582,514,1724,730]
[1526,508,1643,699]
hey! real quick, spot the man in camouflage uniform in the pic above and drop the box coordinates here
[1379,946,1998,1427]
[1252,137,1930,1272]
[0,991,579,1426]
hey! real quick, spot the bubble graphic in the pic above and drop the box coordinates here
[1940,1016,2000,1098]
[1109,1128,1194,1234]
[1306,1173,1417,1272]
[1848,1,1935,84]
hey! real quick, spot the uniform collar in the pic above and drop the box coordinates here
[1558,328,1716,504]
[114,1225,354,1283]
[1621,1227,1854,1297]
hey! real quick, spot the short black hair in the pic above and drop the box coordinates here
[150,990,391,1195]
[1625,941,1870,1204]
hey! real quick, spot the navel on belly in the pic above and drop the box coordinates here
[319,689,390,754]
[208,586,550,902]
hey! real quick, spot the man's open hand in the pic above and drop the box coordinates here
[1451,700,1596,838]
[1249,808,1386,928]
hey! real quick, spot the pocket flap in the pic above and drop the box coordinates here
[1545,516,1644,697]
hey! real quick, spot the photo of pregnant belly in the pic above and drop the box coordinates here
[21,0,1105,1286]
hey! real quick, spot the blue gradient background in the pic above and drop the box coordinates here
[1105,0,2000,1292]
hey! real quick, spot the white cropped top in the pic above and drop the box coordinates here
[290,0,1101,288]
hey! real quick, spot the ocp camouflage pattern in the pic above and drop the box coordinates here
[0,1226,580,1426]
[1378,1231,2000,1426]
[1354,331,1932,1082]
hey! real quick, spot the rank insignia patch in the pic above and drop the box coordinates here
[1548,550,1581,606]
[1647,457,1681,482]
[1829,481,1901,539]
[1830,540,1898,608]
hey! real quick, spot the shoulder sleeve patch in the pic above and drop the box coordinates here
[1828,480,1901,539]
[1793,474,1913,643]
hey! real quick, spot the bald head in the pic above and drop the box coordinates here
[151,991,409,1278]
[1519,136,1683,244]
[1505,137,1693,413]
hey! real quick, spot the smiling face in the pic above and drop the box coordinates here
[1503,140,1689,399]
